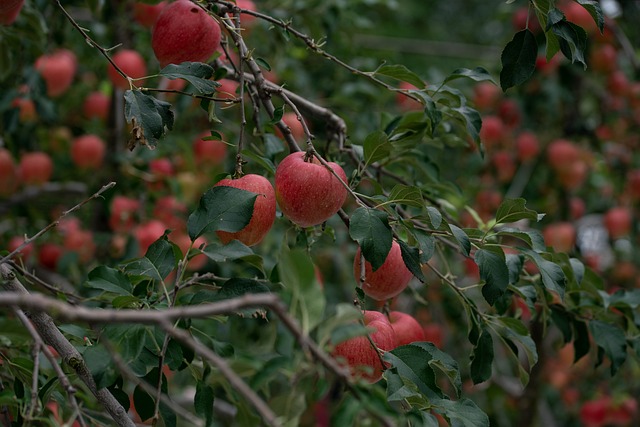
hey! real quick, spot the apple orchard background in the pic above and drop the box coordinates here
[1,0,640,426]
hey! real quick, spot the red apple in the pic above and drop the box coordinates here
[543,222,576,253]
[607,397,638,426]
[547,139,580,171]
[603,206,632,240]
[134,220,167,255]
[580,397,609,427]
[0,148,18,196]
[0,0,24,25]
[18,152,53,185]
[396,81,423,111]
[11,96,36,122]
[275,112,307,142]
[473,82,501,111]
[354,240,414,301]
[108,49,147,89]
[83,91,111,121]
[153,196,187,231]
[133,1,167,28]
[38,243,63,270]
[8,235,34,262]
[216,79,239,100]
[497,99,521,129]
[515,131,539,162]
[193,131,227,166]
[389,311,425,346]
[109,196,141,232]
[492,150,516,183]
[332,310,397,383]
[71,134,106,169]
[275,152,347,227]
[590,44,618,74]
[422,323,443,348]
[35,49,77,97]
[479,116,505,149]
[215,174,276,246]
[232,0,257,27]
[607,71,629,97]
[561,1,598,34]
[151,0,221,68]
[63,229,95,263]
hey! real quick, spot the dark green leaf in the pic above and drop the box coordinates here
[202,240,254,262]
[349,207,392,271]
[124,90,174,149]
[387,184,424,208]
[576,0,605,32]
[500,29,537,91]
[398,240,426,282]
[475,246,509,305]
[133,385,154,421]
[216,278,270,301]
[550,20,587,68]
[452,105,482,147]
[569,258,585,285]
[413,229,435,263]
[449,224,470,256]
[363,131,391,166]
[187,186,257,240]
[573,319,590,363]
[589,320,627,375]
[86,266,132,296]
[495,198,540,224]
[255,57,272,71]
[159,62,219,94]
[384,368,423,402]
[521,249,567,299]
[374,64,425,89]
[195,382,214,427]
[435,398,490,427]
[124,236,177,281]
[497,228,546,252]
[427,207,442,229]
[443,67,495,85]
[384,344,441,399]
[84,345,117,389]
[505,253,524,284]
[470,330,493,384]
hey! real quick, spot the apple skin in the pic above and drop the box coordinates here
[134,220,167,255]
[38,243,63,270]
[71,134,106,169]
[603,206,632,240]
[0,0,24,25]
[18,152,53,185]
[515,131,539,162]
[275,152,348,227]
[108,49,147,89]
[396,81,423,111]
[354,240,414,301]
[542,222,576,253]
[133,1,167,28]
[332,310,397,383]
[234,0,257,26]
[83,91,111,121]
[580,398,609,427]
[479,116,505,149]
[0,148,18,196]
[389,311,425,346]
[151,0,221,68]
[215,174,276,246]
[35,50,77,97]
[63,228,96,263]
[109,196,141,233]
[193,131,227,166]
[275,112,306,142]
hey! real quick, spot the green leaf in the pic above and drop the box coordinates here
[349,207,393,271]
[427,207,442,229]
[398,240,426,282]
[202,240,254,262]
[124,236,178,281]
[386,184,424,208]
[435,398,490,427]
[576,0,605,32]
[495,317,538,369]
[195,381,214,427]
[497,228,546,252]
[494,198,540,225]
[500,29,537,91]
[84,345,117,389]
[470,330,493,384]
[159,62,219,94]
[550,20,588,69]
[443,67,495,85]
[505,253,524,284]
[573,319,591,363]
[374,64,425,89]
[411,229,435,263]
[521,249,567,299]
[384,368,423,403]
[124,90,174,149]
[363,131,391,166]
[187,186,257,240]
[589,320,627,375]
[215,278,270,301]
[449,224,470,256]
[452,105,482,146]
[86,266,133,296]
[569,258,585,285]
[133,385,154,421]
[475,246,509,306]
[255,57,272,71]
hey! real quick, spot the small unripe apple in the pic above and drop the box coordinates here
[543,222,576,253]
[275,152,347,227]
[215,174,276,246]
[151,0,221,67]
[18,152,53,185]
[0,0,24,25]
[389,311,425,346]
[603,206,632,240]
[71,134,106,169]
[193,131,227,166]
[108,49,147,89]
[83,91,111,121]
[133,1,167,28]
[332,310,397,383]
[354,240,414,301]
[35,49,77,97]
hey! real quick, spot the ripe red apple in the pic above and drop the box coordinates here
[275,152,347,227]
[332,310,397,383]
[473,82,501,111]
[498,99,521,129]
[603,206,632,240]
[108,49,147,89]
[133,1,167,28]
[396,81,423,111]
[18,151,53,185]
[8,235,34,262]
[561,1,598,34]
[515,131,539,163]
[0,0,24,25]
[547,139,580,171]
[35,49,77,97]
[83,91,111,121]
[607,71,629,97]
[109,196,141,233]
[11,96,36,122]
[134,220,167,255]
[590,44,618,74]
[389,311,425,346]
[607,397,638,426]
[153,196,187,231]
[275,112,307,142]
[233,0,257,27]
[71,134,106,169]
[580,397,609,427]
[354,240,414,301]
[557,159,588,190]
[193,131,227,166]
[543,222,576,253]
[492,150,516,183]
[0,148,18,196]
[151,0,221,67]
[215,174,276,246]
[215,78,240,101]
[479,116,505,149]
[63,228,96,263]
[38,243,63,270]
